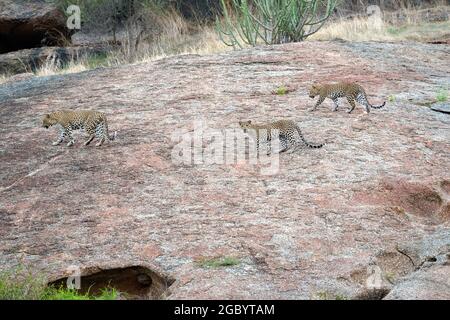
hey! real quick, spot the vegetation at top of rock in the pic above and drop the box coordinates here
[0,267,118,300]
[0,1,444,79]
[216,0,337,48]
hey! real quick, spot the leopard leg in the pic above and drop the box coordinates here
[356,94,371,113]
[346,97,356,113]
[265,143,272,155]
[279,135,289,153]
[332,98,340,112]
[65,127,74,147]
[83,123,96,146]
[310,96,325,111]
[96,136,105,147]
[52,129,65,146]
[255,138,264,156]
[258,139,272,156]
[287,130,301,152]
[95,123,106,147]
[84,135,95,146]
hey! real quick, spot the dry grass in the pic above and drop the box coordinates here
[310,6,450,42]
[32,8,229,77]
[110,8,230,65]
[34,59,90,77]
[310,16,396,42]
[110,25,230,66]
[4,5,448,82]
[0,74,7,85]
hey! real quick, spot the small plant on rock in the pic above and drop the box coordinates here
[275,85,288,95]
[436,88,448,102]
[196,256,241,268]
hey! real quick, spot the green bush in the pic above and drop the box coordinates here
[0,267,118,300]
[0,267,48,300]
[216,0,337,48]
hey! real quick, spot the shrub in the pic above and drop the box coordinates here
[216,0,337,48]
[0,267,118,300]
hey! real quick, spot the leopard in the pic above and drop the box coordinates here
[42,110,116,147]
[309,82,386,114]
[239,120,324,154]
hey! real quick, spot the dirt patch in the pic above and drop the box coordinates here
[354,179,448,225]
[49,266,175,300]
[375,251,416,280]
[441,180,450,195]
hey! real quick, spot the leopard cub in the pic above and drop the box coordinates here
[309,82,386,114]
[239,119,324,154]
[42,110,116,147]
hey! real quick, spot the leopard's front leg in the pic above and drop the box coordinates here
[64,126,75,147]
[332,98,340,112]
[346,97,356,114]
[52,128,65,146]
[310,96,325,112]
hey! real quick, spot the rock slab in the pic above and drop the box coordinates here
[0,41,449,299]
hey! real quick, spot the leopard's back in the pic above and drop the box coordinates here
[324,82,366,100]
[51,110,106,129]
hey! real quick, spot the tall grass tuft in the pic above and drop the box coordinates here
[310,5,450,42]
[0,266,118,300]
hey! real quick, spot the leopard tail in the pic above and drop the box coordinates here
[295,126,324,149]
[370,101,386,109]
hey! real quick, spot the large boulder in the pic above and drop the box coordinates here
[0,0,70,54]
[384,230,450,300]
[0,41,448,299]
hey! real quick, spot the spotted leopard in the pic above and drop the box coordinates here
[309,82,386,113]
[42,110,116,147]
[239,120,324,154]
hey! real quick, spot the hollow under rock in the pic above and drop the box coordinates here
[49,266,175,300]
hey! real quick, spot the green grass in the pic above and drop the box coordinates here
[275,85,288,95]
[0,267,118,300]
[386,26,407,35]
[86,53,111,69]
[196,256,241,269]
[388,95,396,103]
[43,286,118,300]
[0,267,48,300]
[315,291,348,300]
[436,88,448,102]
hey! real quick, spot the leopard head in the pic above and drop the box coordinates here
[239,120,252,133]
[42,114,57,129]
[309,83,321,98]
